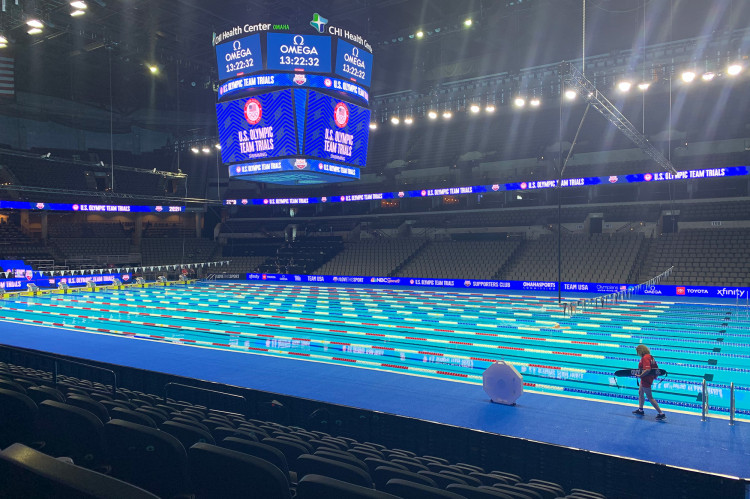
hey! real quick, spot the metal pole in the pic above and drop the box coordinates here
[701,379,708,421]
[729,382,735,426]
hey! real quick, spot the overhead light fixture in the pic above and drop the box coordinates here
[464,19,473,27]
[26,19,44,29]
[214,144,221,149]
[617,81,632,92]
[391,116,400,125]
[681,71,696,83]
[470,104,480,113]
[71,9,86,16]
[564,89,577,100]
[190,147,200,154]
[701,72,715,81]
[529,98,541,107]
[70,1,88,8]
[27,27,43,35]
[727,64,743,76]
[0,35,7,44]
[428,110,438,119]
[369,122,377,130]
[201,147,211,154]
[514,97,526,107]
[442,111,452,119]
[485,105,495,113]
[148,65,159,74]
[637,82,650,91]
[416,31,424,39]
[404,117,413,124]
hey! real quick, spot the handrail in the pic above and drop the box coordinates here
[0,344,117,396]
[164,382,249,414]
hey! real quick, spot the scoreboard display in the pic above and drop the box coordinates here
[212,14,374,185]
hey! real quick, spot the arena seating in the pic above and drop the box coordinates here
[315,238,427,277]
[0,357,609,498]
[397,240,521,280]
[141,238,218,266]
[502,233,643,283]
[638,228,750,286]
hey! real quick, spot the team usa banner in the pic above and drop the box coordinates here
[242,273,750,300]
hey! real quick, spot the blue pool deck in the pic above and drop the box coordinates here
[1,282,749,480]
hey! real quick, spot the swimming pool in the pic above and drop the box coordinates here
[2,281,747,418]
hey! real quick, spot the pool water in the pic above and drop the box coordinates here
[2,281,748,418]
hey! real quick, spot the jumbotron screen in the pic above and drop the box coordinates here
[212,13,374,184]
[216,89,370,167]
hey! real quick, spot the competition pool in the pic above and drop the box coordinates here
[1,281,748,419]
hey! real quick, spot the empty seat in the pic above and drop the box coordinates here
[418,470,468,488]
[0,388,38,448]
[0,443,158,499]
[297,474,400,499]
[314,449,369,473]
[296,454,374,488]
[160,420,215,449]
[65,394,110,423]
[37,400,108,469]
[109,407,157,428]
[105,419,191,498]
[221,437,293,482]
[384,478,466,498]
[188,442,292,499]
[373,465,437,490]
[25,386,66,405]
[263,437,311,470]
[447,484,516,498]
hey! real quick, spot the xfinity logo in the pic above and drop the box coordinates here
[717,288,746,297]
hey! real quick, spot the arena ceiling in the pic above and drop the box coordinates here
[0,1,748,114]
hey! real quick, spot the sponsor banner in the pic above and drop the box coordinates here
[243,273,750,299]
[208,273,243,280]
[1,273,129,291]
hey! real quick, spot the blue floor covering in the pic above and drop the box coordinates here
[1,320,749,479]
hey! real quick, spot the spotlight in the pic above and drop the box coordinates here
[369,122,378,130]
[617,81,632,92]
[637,82,650,91]
[701,72,715,81]
[190,147,200,154]
[416,31,424,38]
[26,19,44,29]
[27,28,43,35]
[442,111,452,119]
[514,97,526,107]
[202,147,211,154]
[148,65,159,74]
[428,110,438,119]
[727,64,743,76]
[564,90,577,100]
[681,71,696,83]
[404,117,413,124]
[464,19,473,27]
[214,144,221,149]
[0,35,7,44]
[70,1,88,8]
[71,9,86,17]
[529,98,541,107]
[470,104,480,113]
[485,105,495,113]
[391,116,400,125]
